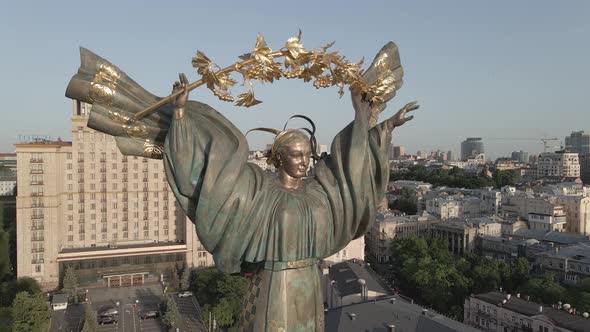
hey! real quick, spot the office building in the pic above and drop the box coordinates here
[461,137,484,161]
[511,150,529,164]
[565,131,590,154]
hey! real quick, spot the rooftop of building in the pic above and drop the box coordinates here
[538,243,590,262]
[0,153,16,158]
[473,291,590,332]
[376,211,438,224]
[512,229,590,245]
[15,138,72,147]
[328,260,393,298]
[325,295,479,332]
[479,234,536,246]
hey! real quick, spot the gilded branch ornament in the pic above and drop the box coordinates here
[132,31,403,122]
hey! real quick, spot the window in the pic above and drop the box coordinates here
[35,265,41,273]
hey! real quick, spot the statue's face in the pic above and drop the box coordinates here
[278,138,312,178]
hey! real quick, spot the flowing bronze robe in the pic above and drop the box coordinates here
[66,48,393,331]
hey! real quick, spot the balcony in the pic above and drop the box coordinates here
[31,225,44,230]
[30,170,43,174]
[31,237,44,242]
[78,179,84,184]
[31,203,44,208]
[31,192,44,197]
[31,247,44,253]
[29,158,43,163]
[31,259,44,264]
[100,208,107,213]
[100,168,106,173]
[31,214,44,220]
[100,158,106,163]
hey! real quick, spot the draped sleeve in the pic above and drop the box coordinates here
[163,104,275,273]
[314,110,392,258]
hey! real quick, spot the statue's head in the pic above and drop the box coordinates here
[270,130,312,178]
[247,115,320,179]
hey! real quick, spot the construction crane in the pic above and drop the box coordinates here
[485,137,562,153]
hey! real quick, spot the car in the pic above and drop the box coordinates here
[141,311,159,320]
[98,316,117,325]
[99,308,118,317]
[178,291,192,298]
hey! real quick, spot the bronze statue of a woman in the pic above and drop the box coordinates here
[66,41,418,331]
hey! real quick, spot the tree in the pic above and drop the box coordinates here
[162,297,180,329]
[16,277,42,295]
[0,205,11,281]
[389,188,418,215]
[168,266,180,291]
[11,291,50,332]
[518,274,565,305]
[62,265,79,299]
[82,302,97,332]
[180,266,191,291]
[191,268,250,328]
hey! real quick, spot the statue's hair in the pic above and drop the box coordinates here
[246,115,320,168]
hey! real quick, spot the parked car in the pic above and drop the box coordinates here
[98,316,117,325]
[141,311,159,320]
[177,291,192,298]
[99,308,119,317]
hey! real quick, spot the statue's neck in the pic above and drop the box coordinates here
[278,170,303,190]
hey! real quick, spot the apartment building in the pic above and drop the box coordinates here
[554,195,590,235]
[16,101,213,290]
[537,151,580,179]
[536,243,590,286]
[366,212,440,263]
[464,291,589,332]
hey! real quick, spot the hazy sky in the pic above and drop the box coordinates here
[0,1,588,159]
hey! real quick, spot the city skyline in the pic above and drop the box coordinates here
[0,1,589,159]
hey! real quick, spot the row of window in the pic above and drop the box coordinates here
[66,229,174,241]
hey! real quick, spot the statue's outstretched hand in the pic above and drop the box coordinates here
[386,101,419,131]
[172,73,189,118]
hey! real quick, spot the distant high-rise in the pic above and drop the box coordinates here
[511,150,529,163]
[565,131,590,154]
[390,145,405,159]
[446,150,455,161]
[461,138,484,161]
[580,153,590,185]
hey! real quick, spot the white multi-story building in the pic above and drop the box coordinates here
[554,195,590,235]
[537,151,580,178]
[464,291,589,332]
[0,170,16,196]
[16,101,213,290]
[366,212,440,262]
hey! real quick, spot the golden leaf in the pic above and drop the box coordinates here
[202,69,219,90]
[238,53,252,61]
[284,30,305,59]
[235,91,263,108]
[192,51,212,76]
[252,33,273,64]
[321,41,336,52]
